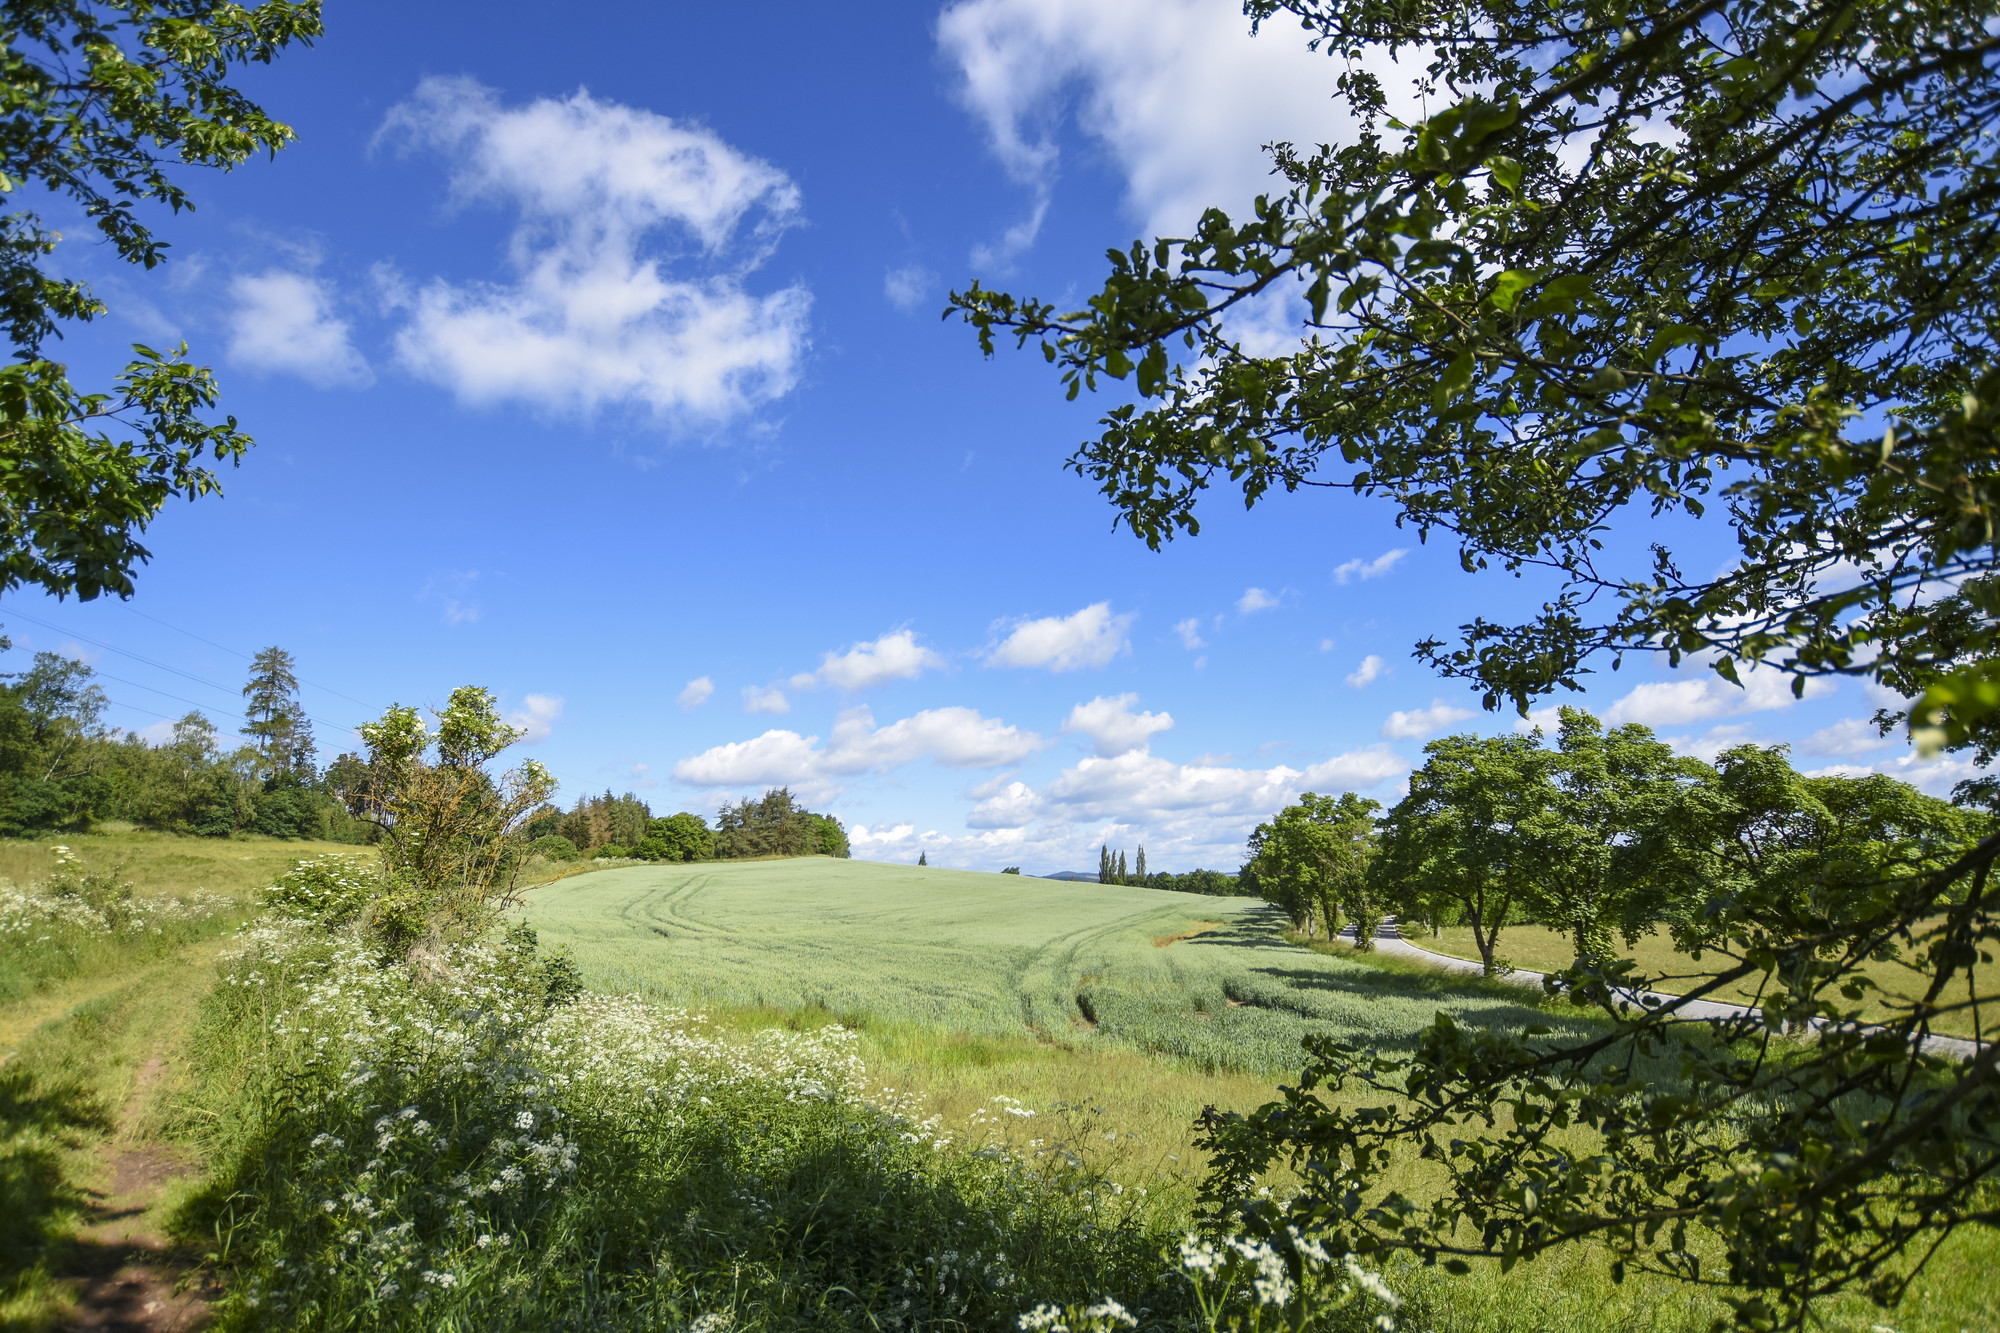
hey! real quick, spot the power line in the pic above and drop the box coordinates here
[2,605,588,799]
[119,605,373,708]
[2,605,367,744]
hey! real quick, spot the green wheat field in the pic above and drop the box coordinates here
[522,858,1585,1075]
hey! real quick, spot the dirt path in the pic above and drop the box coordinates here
[4,945,231,1331]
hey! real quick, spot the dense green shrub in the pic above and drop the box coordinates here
[593,844,628,861]
[531,834,579,862]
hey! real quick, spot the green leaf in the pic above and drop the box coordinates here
[1489,269,1537,313]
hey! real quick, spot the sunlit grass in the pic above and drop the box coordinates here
[1409,921,1997,1040]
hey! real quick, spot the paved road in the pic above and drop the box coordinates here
[1336,920,1984,1062]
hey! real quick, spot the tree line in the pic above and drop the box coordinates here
[520,785,848,863]
[1095,841,1243,896]
[0,638,367,841]
[1243,708,1985,974]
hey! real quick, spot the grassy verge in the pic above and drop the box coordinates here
[1405,921,1995,1039]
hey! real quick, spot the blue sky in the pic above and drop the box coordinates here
[4,0,1961,871]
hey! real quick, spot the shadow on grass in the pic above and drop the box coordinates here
[0,1066,116,1297]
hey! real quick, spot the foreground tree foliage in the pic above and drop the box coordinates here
[1,0,321,600]
[954,0,2000,1324]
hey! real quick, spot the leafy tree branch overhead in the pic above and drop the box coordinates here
[954,2,2000,1327]
[0,0,322,601]
[950,0,2000,756]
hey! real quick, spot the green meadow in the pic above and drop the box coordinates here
[521,856,1586,1077]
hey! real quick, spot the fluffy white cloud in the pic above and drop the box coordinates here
[1382,699,1476,741]
[673,728,819,786]
[883,264,935,312]
[505,694,563,743]
[1236,586,1280,614]
[810,631,946,691]
[826,705,1045,771]
[1061,693,1173,757]
[1803,716,1894,756]
[1603,664,1835,728]
[1173,617,1206,650]
[673,704,1045,786]
[1345,655,1385,689]
[1038,746,1408,822]
[1513,704,1564,734]
[968,780,1041,828]
[379,76,809,424]
[1334,548,1408,585]
[742,685,790,715]
[1665,723,1757,763]
[227,270,372,388]
[937,0,1416,260]
[677,676,714,710]
[987,602,1134,672]
[849,822,916,850]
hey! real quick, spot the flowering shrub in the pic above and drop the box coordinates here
[179,918,1184,1330]
[260,854,378,929]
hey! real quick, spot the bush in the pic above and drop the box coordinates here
[593,844,628,861]
[530,835,579,862]
[261,854,377,929]
[630,836,674,862]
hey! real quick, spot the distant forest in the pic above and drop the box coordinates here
[522,786,849,863]
[0,640,848,864]
[0,641,370,840]
[1093,843,1248,896]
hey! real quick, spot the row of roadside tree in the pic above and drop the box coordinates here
[1241,707,1985,974]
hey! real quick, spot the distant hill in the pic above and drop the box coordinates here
[1041,870,1100,882]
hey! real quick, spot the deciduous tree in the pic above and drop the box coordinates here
[1,0,323,602]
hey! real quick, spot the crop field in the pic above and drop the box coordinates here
[522,857,1591,1075]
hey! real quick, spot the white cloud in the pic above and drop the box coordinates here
[849,822,916,850]
[1803,717,1894,757]
[1061,693,1174,757]
[742,685,790,715]
[1382,699,1476,741]
[674,704,1045,786]
[1038,746,1407,823]
[1236,586,1280,614]
[968,780,1041,829]
[226,270,372,388]
[673,728,820,786]
[883,264,935,312]
[1334,548,1408,585]
[506,693,563,743]
[1805,763,1875,780]
[378,76,809,425]
[1345,654,1385,689]
[826,705,1045,771]
[1666,723,1757,764]
[937,0,1415,261]
[1173,617,1206,650]
[1512,704,1564,734]
[1603,663,1835,728]
[677,676,714,710]
[987,602,1134,672]
[810,630,946,691]
[1889,751,1984,798]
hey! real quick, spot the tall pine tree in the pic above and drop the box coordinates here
[242,646,314,780]
[1098,844,1111,882]
[1135,845,1147,883]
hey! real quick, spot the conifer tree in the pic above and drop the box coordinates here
[1135,845,1147,882]
[1115,850,1128,884]
[243,646,314,780]
[1099,844,1111,882]
[918,849,928,867]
